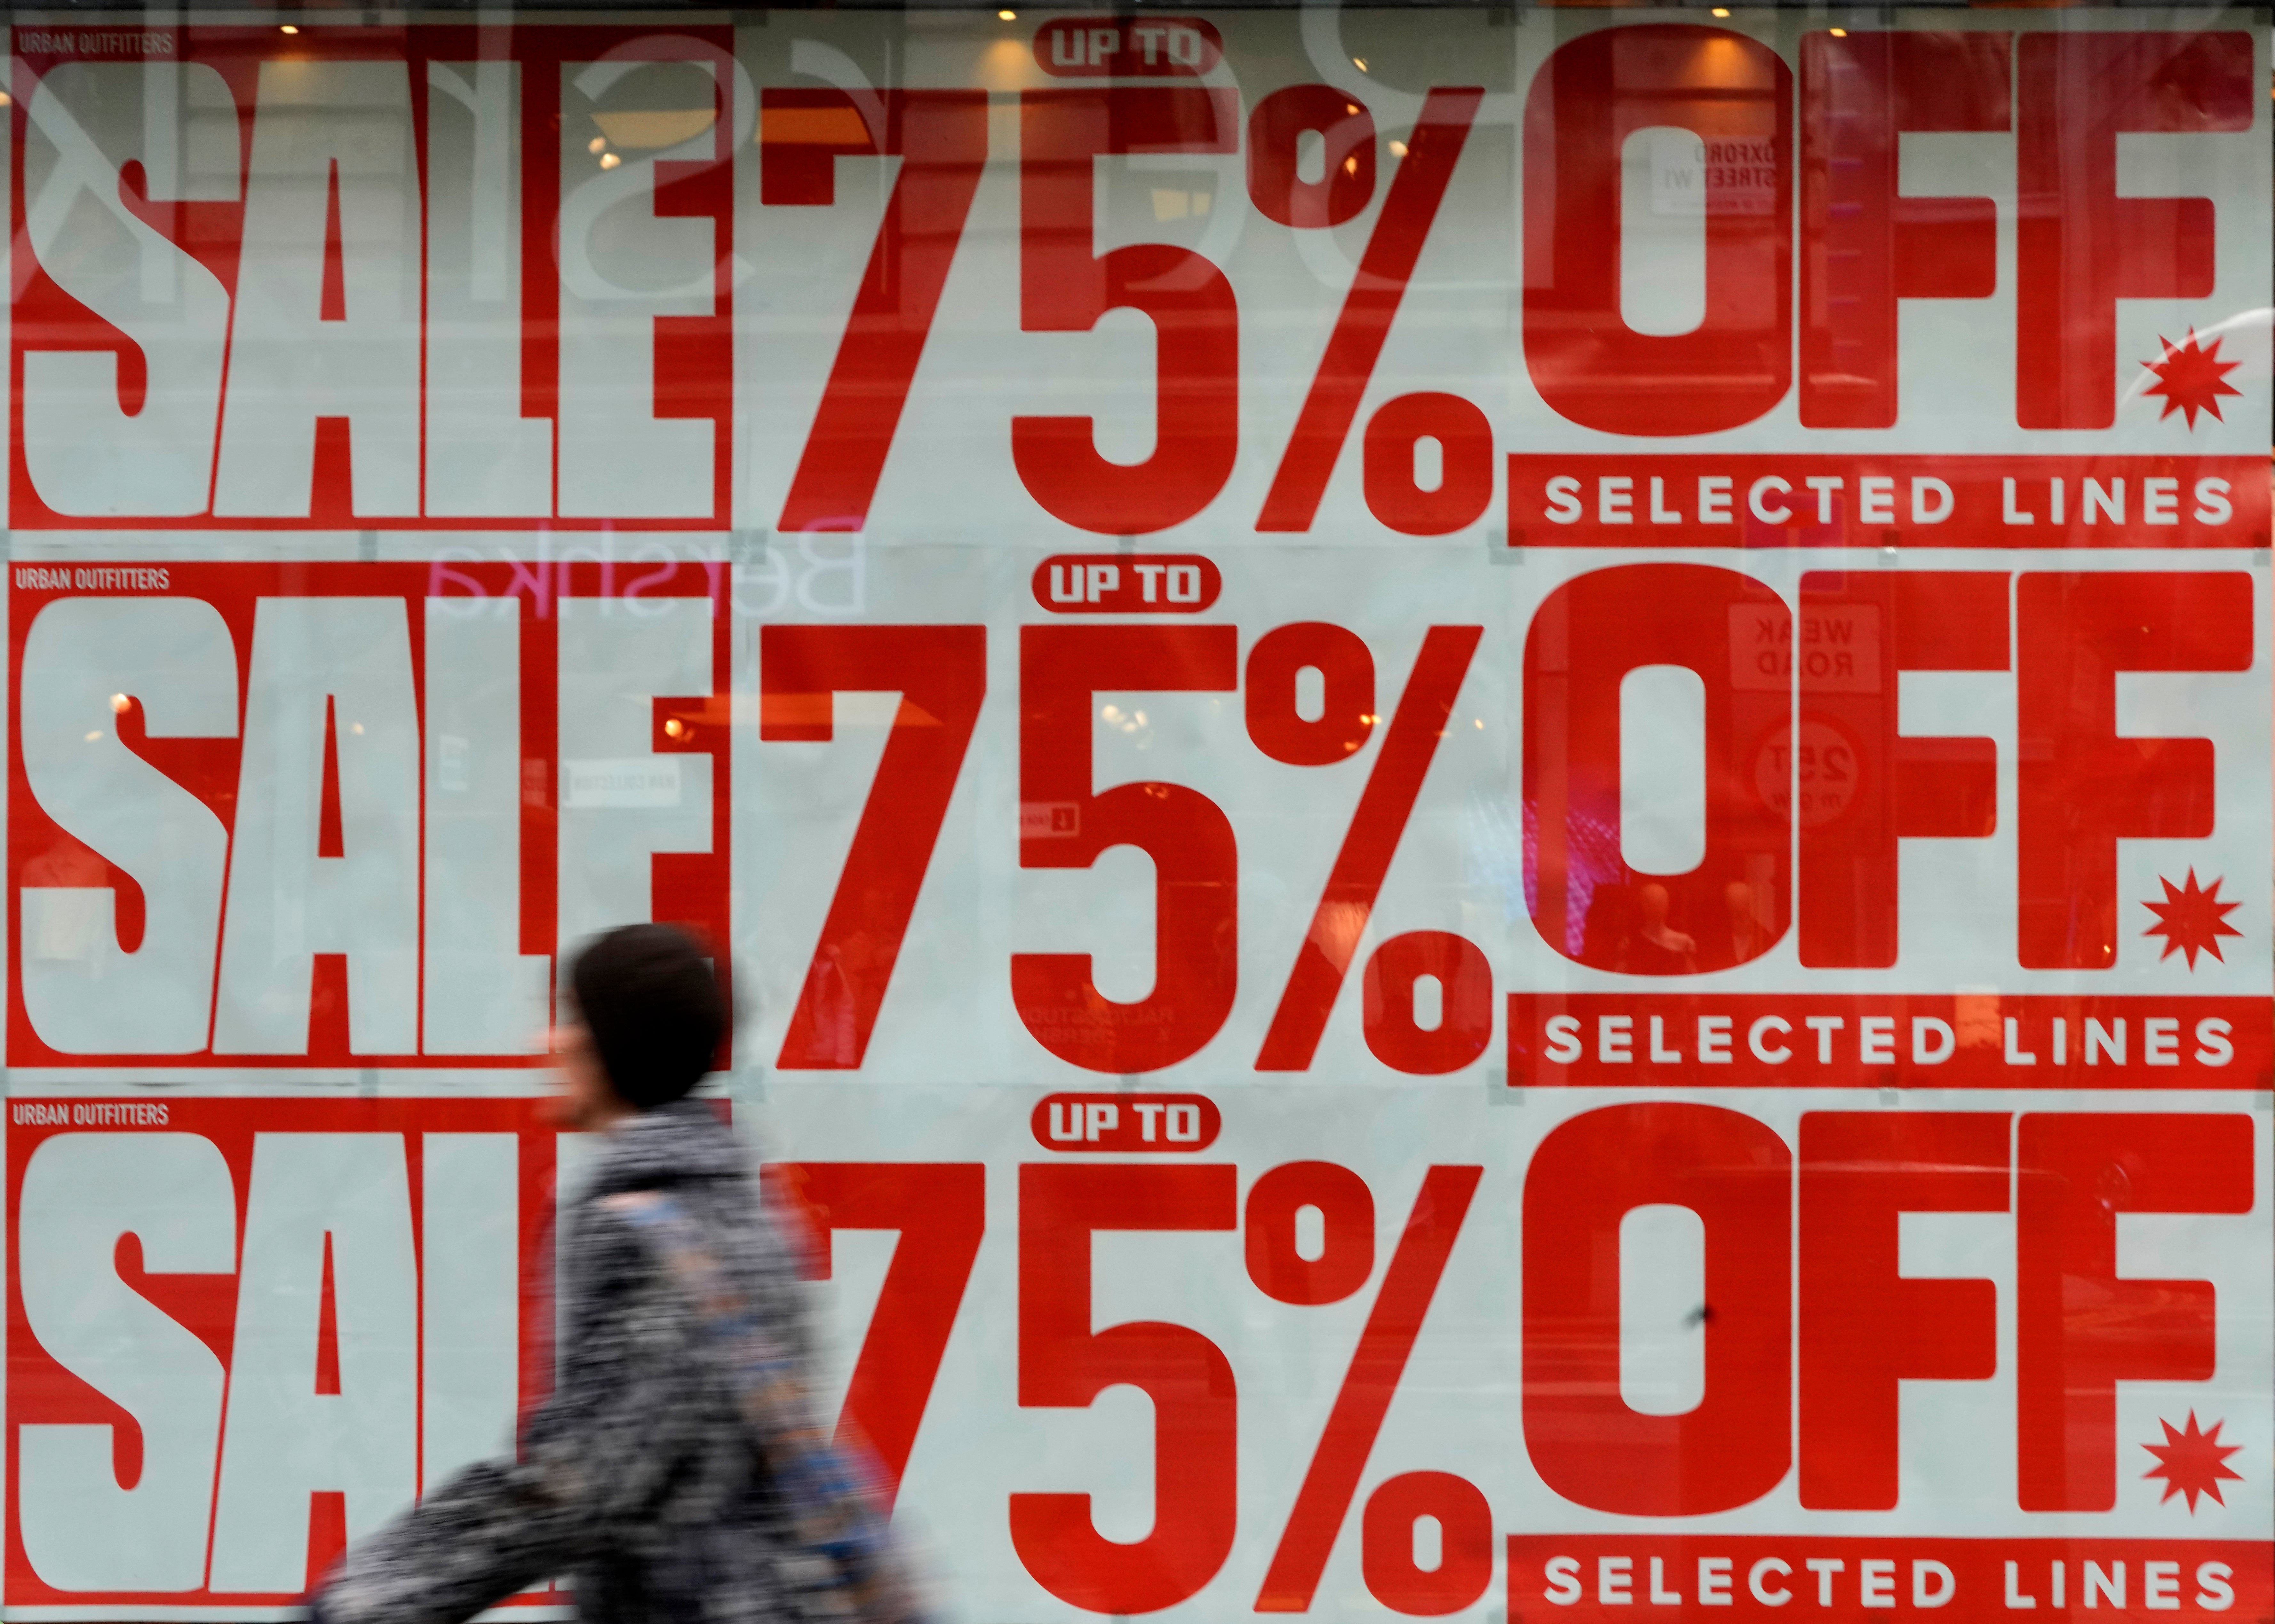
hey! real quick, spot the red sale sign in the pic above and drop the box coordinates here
[4,1098,574,1612]
[7,561,730,1067]
[2,7,2269,1623]
[11,24,736,527]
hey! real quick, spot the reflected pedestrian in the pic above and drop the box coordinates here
[1621,881,1697,975]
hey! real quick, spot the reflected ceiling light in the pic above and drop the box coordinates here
[998,9,1017,19]
[110,693,130,713]
[1829,26,1848,35]
[280,22,299,32]
[589,136,607,153]
[591,108,716,149]
[600,151,622,169]
[1389,139,1408,157]
[1352,56,1368,71]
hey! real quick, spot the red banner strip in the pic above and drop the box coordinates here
[1507,455,2270,548]
[1507,993,2270,1089]
[1509,1537,2272,1624]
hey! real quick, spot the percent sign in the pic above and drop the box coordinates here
[1253,87,1490,536]
[1249,622,1490,1072]
[1250,1161,1489,1613]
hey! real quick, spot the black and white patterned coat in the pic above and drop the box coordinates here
[313,1100,810,1624]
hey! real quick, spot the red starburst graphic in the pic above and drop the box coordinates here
[2142,869,2243,968]
[2143,1412,2243,1511]
[2140,329,2242,429]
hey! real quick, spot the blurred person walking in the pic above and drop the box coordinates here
[311,923,917,1624]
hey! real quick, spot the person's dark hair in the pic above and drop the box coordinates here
[569,924,726,1109]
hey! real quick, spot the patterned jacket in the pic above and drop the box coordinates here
[313,1100,810,1624]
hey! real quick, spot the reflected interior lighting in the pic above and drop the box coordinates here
[600,151,623,170]
[589,135,607,154]
[1353,56,1368,71]
[84,731,101,743]
[1344,155,1358,175]
[592,108,716,150]
[665,718,687,739]
[1829,26,1848,35]
[1389,139,1408,157]
[977,36,1033,87]
[280,22,299,32]
[0,92,14,107]
[998,9,1017,18]
[109,693,129,713]
[1710,8,1730,15]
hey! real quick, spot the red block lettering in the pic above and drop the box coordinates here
[1012,1163,1238,1611]
[1799,572,2006,967]
[762,91,990,536]
[1013,626,1239,1070]
[1523,565,1791,972]
[1799,32,2007,428]
[761,1162,984,1508]
[1523,27,1791,435]
[2016,572,2252,969]
[1014,88,1240,533]
[760,626,987,1069]
[1523,1103,1791,1514]
[2016,1113,2254,1510]
[2015,33,2253,428]
[1799,1113,2008,1509]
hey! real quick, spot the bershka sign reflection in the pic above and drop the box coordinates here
[2,10,2270,1624]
